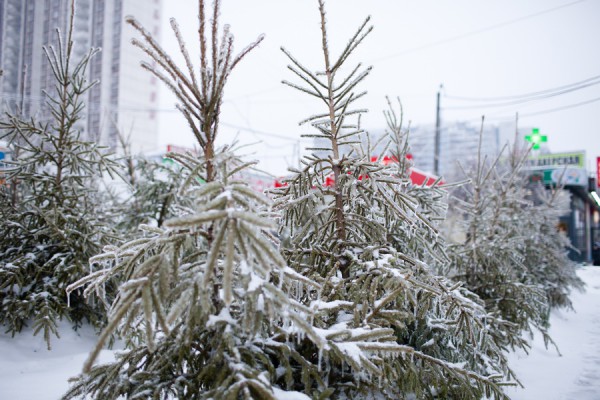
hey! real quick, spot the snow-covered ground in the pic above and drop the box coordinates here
[505,266,600,400]
[0,323,118,399]
[1,266,599,400]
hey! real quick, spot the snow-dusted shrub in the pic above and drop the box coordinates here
[0,4,120,347]
[271,2,513,398]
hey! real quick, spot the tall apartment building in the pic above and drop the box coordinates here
[0,0,162,153]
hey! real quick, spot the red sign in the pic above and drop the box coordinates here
[597,156,600,188]
[410,168,441,186]
[167,144,198,156]
[311,156,443,188]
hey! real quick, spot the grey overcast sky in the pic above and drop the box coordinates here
[154,0,600,176]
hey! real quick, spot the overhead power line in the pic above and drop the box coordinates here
[443,76,600,110]
[507,95,600,118]
[455,95,600,124]
[445,74,600,102]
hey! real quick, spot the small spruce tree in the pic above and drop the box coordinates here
[0,2,120,347]
[382,97,451,269]
[272,1,513,398]
[502,140,584,313]
[64,2,328,398]
[103,131,188,237]
[443,126,556,353]
[114,145,185,235]
[520,184,584,311]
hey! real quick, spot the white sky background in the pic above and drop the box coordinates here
[153,0,600,176]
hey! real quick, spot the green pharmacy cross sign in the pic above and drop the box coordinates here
[525,128,547,150]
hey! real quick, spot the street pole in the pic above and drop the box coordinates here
[434,84,442,176]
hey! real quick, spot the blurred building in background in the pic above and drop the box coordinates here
[407,120,545,179]
[409,121,498,178]
[0,0,162,153]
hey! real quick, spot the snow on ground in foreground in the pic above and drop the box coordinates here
[0,322,118,399]
[505,266,600,400]
[0,266,599,400]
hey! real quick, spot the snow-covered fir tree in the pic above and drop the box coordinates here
[112,135,186,235]
[64,2,330,398]
[0,3,120,348]
[499,141,584,314]
[520,184,584,311]
[442,126,572,353]
[382,97,451,270]
[271,1,514,398]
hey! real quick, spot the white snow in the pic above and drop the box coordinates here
[504,266,600,400]
[0,321,119,399]
[206,307,235,327]
[272,387,312,400]
[310,299,354,310]
[0,266,599,400]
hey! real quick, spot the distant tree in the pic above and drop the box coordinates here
[520,184,584,312]
[111,131,186,235]
[271,1,513,398]
[0,2,120,348]
[442,127,572,353]
[503,141,584,313]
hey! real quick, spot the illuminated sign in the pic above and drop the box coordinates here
[525,128,547,150]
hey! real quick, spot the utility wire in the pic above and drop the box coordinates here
[518,95,600,117]
[443,78,600,110]
[485,95,600,120]
[373,0,586,61]
[445,74,600,102]
[447,94,600,125]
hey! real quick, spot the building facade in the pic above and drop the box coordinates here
[0,0,162,153]
[407,120,547,180]
[524,151,600,264]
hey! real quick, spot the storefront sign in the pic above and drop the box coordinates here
[524,151,585,169]
[0,147,11,170]
[0,147,11,186]
[528,167,587,187]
